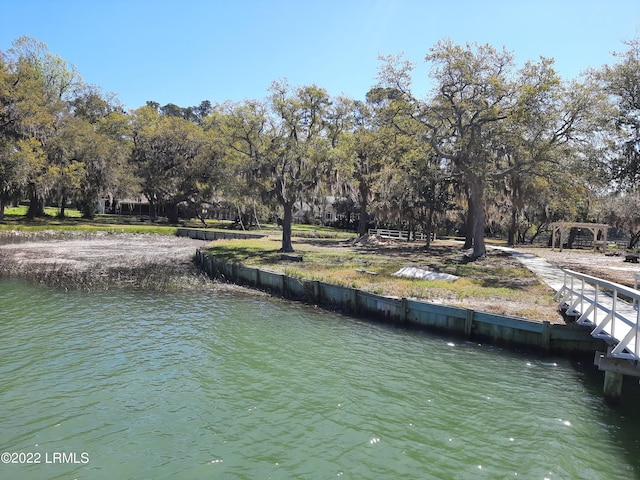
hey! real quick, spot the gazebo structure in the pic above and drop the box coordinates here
[550,222,610,252]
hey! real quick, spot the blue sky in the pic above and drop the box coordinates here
[1,0,638,110]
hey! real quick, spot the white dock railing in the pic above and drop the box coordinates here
[554,269,640,361]
[368,229,434,241]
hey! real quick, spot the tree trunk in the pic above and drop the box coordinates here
[80,200,96,219]
[26,188,44,219]
[166,203,179,224]
[58,195,67,218]
[357,181,369,237]
[281,201,295,252]
[148,197,157,221]
[253,201,262,229]
[0,197,5,222]
[507,206,517,246]
[424,209,435,249]
[529,223,546,244]
[463,195,473,249]
[357,207,369,237]
[467,173,486,258]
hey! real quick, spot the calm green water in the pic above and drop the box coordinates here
[1,278,640,480]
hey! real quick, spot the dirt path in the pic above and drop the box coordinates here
[516,246,640,288]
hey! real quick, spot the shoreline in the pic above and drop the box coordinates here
[3,229,639,315]
[0,230,611,354]
[194,249,604,355]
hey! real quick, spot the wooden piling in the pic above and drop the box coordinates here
[465,310,474,337]
[603,370,623,405]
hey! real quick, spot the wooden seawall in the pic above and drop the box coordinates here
[177,227,266,241]
[194,249,604,355]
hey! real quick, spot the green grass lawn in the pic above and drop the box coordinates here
[5,205,83,218]
[1,207,178,235]
[2,207,356,238]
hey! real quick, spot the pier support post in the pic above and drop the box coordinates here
[603,370,623,405]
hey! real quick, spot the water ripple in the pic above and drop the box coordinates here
[1,279,639,479]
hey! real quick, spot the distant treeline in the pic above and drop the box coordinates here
[2,35,639,253]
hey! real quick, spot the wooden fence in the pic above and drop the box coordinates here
[368,229,435,241]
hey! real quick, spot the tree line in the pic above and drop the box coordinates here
[1,36,639,255]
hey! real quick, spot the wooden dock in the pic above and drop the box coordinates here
[555,269,640,403]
